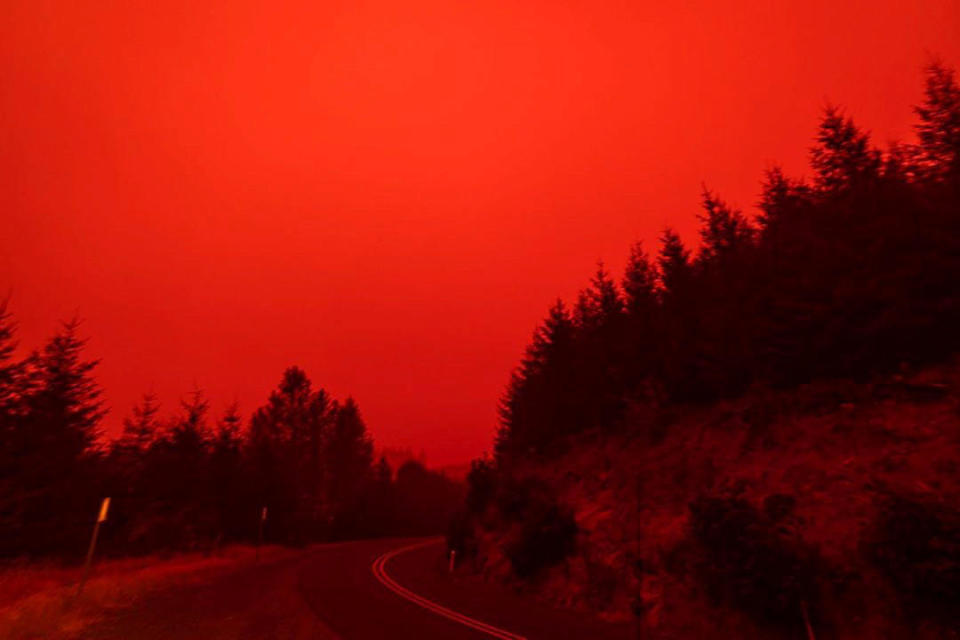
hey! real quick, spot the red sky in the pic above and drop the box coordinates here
[2,1,959,465]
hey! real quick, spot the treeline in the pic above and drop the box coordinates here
[494,62,960,460]
[0,317,462,558]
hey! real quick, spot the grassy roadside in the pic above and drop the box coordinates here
[0,545,295,639]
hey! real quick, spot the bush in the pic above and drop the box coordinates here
[503,487,577,579]
[688,492,822,634]
[465,457,498,517]
[865,493,960,628]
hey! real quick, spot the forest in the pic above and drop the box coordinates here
[492,61,960,461]
[452,61,960,635]
[0,318,462,558]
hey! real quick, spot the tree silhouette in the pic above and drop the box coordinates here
[324,398,374,536]
[914,61,960,183]
[248,366,333,542]
[492,61,960,461]
[811,106,881,194]
[4,319,105,555]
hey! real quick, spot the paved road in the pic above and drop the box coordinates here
[84,537,635,639]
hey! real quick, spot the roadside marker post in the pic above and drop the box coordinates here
[76,497,110,599]
[801,601,816,640]
[448,549,456,573]
[256,506,267,561]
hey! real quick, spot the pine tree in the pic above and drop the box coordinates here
[0,301,20,418]
[0,302,23,554]
[118,393,160,454]
[574,263,624,331]
[657,228,692,300]
[811,106,881,194]
[108,393,161,535]
[11,319,105,554]
[621,242,660,397]
[171,388,210,454]
[324,398,374,536]
[248,367,333,540]
[914,61,960,182]
[496,300,577,458]
[623,242,658,315]
[22,319,105,463]
[211,402,245,543]
[697,188,755,267]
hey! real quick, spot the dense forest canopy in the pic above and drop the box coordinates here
[495,61,960,460]
[0,320,462,557]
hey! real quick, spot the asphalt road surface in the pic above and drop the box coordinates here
[83,537,635,639]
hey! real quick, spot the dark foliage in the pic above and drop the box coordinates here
[688,492,822,635]
[0,318,105,557]
[465,456,497,516]
[495,62,960,460]
[482,474,578,578]
[391,460,464,536]
[865,493,960,628]
[0,322,463,557]
[504,490,578,579]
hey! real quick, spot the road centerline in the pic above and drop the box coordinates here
[371,539,528,640]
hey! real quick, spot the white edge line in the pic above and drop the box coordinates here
[372,539,528,640]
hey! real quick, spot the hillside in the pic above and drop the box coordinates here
[457,361,960,638]
[448,62,960,639]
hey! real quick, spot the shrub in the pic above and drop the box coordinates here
[688,492,822,634]
[865,493,960,628]
[503,490,577,579]
[465,457,498,517]
[494,474,538,523]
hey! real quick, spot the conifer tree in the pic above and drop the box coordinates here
[117,393,160,455]
[623,242,658,315]
[657,229,692,301]
[697,188,755,267]
[0,301,19,419]
[811,106,881,193]
[324,398,374,535]
[914,61,960,182]
[11,319,104,554]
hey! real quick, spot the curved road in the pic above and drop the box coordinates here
[84,538,634,639]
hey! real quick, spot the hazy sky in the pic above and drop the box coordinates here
[3,1,959,464]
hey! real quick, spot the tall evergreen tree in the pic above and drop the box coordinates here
[697,188,756,267]
[810,106,881,194]
[324,398,374,536]
[117,393,160,455]
[623,242,658,315]
[0,301,19,418]
[248,367,333,541]
[620,243,660,399]
[496,300,577,458]
[657,229,692,300]
[914,61,960,183]
[574,264,624,331]
[21,319,105,464]
[8,319,105,555]
[210,402,245,543]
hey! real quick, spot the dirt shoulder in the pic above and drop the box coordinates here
[0,544,313,639]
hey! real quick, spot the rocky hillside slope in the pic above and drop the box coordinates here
[461,362,960,639]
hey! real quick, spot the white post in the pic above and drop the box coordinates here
[448,549,456,573]
[801,601,816,640]
[76,498,110,598]
[256,506,267,561]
